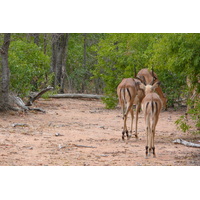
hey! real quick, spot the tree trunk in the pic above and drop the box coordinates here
[0,33,11,110]
[43,33,47,54]
[51,33,68,92]
[82,33,87,92]
[33,33,40,46]
[51,34,57,74]
[60,33,69,93]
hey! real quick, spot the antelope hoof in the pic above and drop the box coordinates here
[126,130,129,138]
[145,153,149,159]
[145,146,148,157]
[152,147,156,157]
[122,131,125,140]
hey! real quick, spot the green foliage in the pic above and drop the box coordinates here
[93,33,152,108]
[9,40,52,97]
[148,33,200,85]
[187,99,200,133]
[175,116,191,133]
[66,33,104,93]
[154,69,186,107]
[92,33,200,134]
[175,99,200,134]
[147,33,200,133]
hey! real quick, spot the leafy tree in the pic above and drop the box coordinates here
[93,33,152,108]
[66,33,104,93]
[92,33,199,133]
[147,33,200,133]
[9,40,52,97]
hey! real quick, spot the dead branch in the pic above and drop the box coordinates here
[29,107,46,113]
[50,93,104,99]
[12,96,29,111]
[12,123,29,127]
[26,86,53,106]
[10,95,46,113]
[73,144,97,148]
[173,139,200,148]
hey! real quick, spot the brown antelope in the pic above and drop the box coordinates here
[139,80,162,157]
[117,78,139,140]
[132,78,145,137]
[136,68,167,110]
[132,68,166,138]
[117,68,166,140]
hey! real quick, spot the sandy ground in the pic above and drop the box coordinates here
[0,98,200,166]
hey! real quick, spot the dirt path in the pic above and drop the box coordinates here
[0,98,200,166]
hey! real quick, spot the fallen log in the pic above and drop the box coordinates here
[9,86,53,112]
[50,93,104,99]
[173,139,200,148]
[12,96,29,111]
[26,86,54,106]
[11,95,46,113]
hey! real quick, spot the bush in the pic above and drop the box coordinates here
[9,40,53,97]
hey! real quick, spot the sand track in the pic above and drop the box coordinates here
[0,98,200,166]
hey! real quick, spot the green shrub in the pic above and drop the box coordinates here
[9,40,53,97]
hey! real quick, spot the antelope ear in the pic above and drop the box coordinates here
[152,81,160,90]
[139,83,146,90]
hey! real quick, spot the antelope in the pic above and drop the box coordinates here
[139,79,162,157]
[136,68,167,110]
[117,68,166,140]
[132,68,166,138]
[132,78,145,138]
[117,78,139,140]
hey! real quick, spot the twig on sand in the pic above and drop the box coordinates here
[173,139,200,148]
[73,144,97,148]
[12,123,29,127]
[58,144,97,149]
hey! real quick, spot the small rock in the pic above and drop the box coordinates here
[83,163,89,166]
[89,110,97,113]
[55,133,63,136]
[100,154,109,157]
[136,162,142,166]
[168,116,172,121]
[58,144,66,149]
